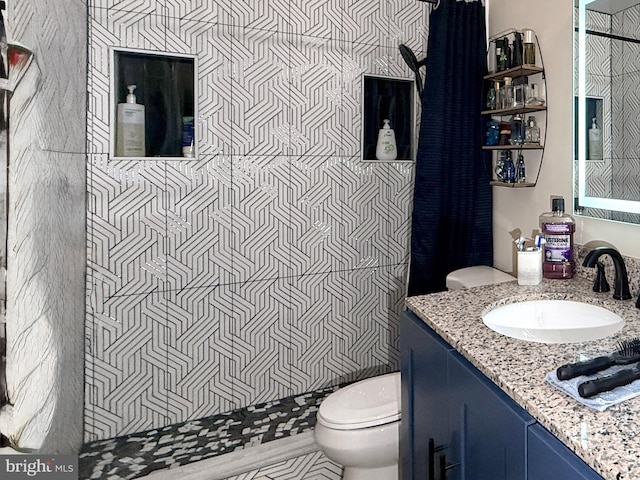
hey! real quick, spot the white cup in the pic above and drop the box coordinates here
[517,250,542,286]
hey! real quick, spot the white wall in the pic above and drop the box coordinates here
[489,0,640,274]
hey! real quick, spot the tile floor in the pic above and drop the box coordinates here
[222,450,342,480]
[79,386,337,479]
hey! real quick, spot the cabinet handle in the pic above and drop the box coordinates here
[439,454,460,479]
[428,438,435,480]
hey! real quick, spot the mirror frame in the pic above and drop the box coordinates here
[576,0,640,216]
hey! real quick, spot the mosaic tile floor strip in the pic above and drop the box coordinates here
[79,387,337,480]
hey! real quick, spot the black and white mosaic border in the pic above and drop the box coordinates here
[79,387,337,480]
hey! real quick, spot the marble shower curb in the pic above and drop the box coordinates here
[143,431,319,480]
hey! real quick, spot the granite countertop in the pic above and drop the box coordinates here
[405,277,640,480]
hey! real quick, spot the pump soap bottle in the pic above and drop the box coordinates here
[588,117,603,160]
[375,119,398,161]
[539,197,575,279]
[116,85,146,157]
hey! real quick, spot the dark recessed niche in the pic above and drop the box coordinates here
[362,75,415,162]
[112,49,196,158]
[574,95,603,161]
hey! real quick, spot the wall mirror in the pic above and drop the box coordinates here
[575,0,640,224]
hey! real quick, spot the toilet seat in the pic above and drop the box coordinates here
[317,372,400,430]
[446,265,515,290]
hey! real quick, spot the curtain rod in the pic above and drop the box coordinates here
[575,26,640,45]
[418,0,486,5]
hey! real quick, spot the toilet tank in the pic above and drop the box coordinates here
[446,266,515,291]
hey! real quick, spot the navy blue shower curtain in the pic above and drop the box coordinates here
[407,0,492,296]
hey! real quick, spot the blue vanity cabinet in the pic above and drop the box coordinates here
[400,308,454,480]
[448,350,535,479]
[527,424,604,480]
[400,309,604,480]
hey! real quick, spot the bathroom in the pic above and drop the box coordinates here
[1,0,640,479]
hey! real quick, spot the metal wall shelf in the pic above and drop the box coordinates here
[484,65,544,82]
[481,105,546,116]
[485,29,546,188]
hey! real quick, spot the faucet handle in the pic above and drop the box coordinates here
[593,261,610,293]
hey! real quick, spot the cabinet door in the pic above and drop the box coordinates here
[447,351,534,480]
[528,424,604,480]
[400,310,454,480]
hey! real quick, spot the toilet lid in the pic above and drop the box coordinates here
[446,265,515,290]
[317,372,401,430]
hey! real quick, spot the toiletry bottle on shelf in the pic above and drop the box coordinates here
[500,77,513,109]
[513,81,526,107]
[494,151,506,181]
[375,119,397,161]
[588,117,603,160]
[516,154,526,183]
[116,84,146,157]
[498,121,511,146]
[523,29,536,65]
[525,83,545,106]
[502,150,515,183]
[496,39,506,71]
[510,114,525,145]
[503,37,512,70]
[512,31,523,67]
[486,120,499,146]
[539,197,575,279]
[486,82,497,110]
[524,116,540,144]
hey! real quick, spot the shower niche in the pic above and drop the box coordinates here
[362,75,415,162]
[111,48,196,159]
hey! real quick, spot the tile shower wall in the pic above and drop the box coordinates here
[611,5,640,223]
[85,0,425,440]
[579,8,612,221]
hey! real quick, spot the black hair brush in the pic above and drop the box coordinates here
[578,364,640,398]
[556,337,640,381]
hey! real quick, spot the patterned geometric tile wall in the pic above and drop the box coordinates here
[85,0,424,440]
[611,5,640,219]
[579,8,612,221]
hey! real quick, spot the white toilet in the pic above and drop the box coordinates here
[445,265,515,290]
[314,372,401,480]
[314,266,514,479]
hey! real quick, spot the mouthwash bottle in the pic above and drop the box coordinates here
[539,197,575,279]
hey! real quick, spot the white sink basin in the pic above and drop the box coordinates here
[482,300,625,343]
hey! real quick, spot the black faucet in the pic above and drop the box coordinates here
[582,247,632,301]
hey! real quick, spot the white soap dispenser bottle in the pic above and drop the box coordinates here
[116,84,146,157]
[375,119,397,161]
[588,117,603,160]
